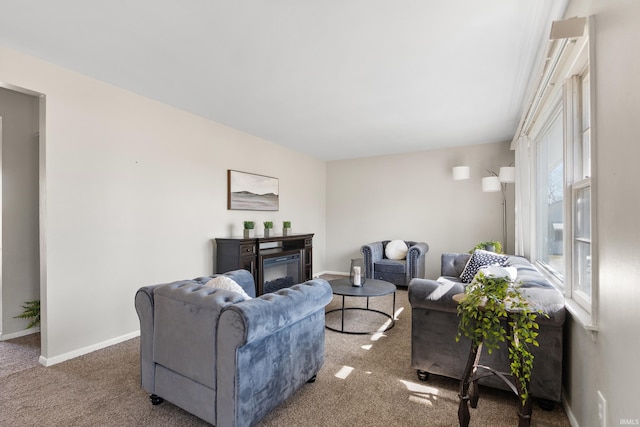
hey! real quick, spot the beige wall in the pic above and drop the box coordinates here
[326,141,514,279]
[559,1,640,426]
[0,46,326,363]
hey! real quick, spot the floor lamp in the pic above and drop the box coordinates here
[482,167,515,253]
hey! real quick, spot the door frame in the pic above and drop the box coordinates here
[0,82,46,349]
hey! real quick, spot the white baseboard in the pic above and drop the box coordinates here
[562,391,580,427]
[38,330,140,367]
[1,327,40,341]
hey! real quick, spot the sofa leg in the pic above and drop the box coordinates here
[307,375,317,383]
[150,394,164,405]
[417,370,430,381]
[537,398,555,411]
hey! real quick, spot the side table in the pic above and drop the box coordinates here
[326,278,396,334]
[453,293,533,427]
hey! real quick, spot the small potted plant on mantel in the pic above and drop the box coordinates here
[243,221,255,239]
[263,221,274,237]
[283,221,292,236]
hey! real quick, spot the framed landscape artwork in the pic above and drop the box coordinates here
[227,170,279,211]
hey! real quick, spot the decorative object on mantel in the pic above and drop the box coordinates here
[243,221,255,239]
[350,258,366,287]
[283,221,292,236]
[228,170,279,211]
[263,221,273,237]
[470,240,503,254]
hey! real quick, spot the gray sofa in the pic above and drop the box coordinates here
[408,253,566,405]
[135,269,333,427]
[361,240,429,287]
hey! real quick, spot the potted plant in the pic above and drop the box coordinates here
[14,300,40,329]
[282,221,292,235]
[456,268,545,412]
[243,221,255,239]
[470,240,503,254]
[263,221,273,237]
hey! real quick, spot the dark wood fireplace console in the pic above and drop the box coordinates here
[215,233,313,295]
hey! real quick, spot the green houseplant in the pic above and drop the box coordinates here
[243,221,255,238]
[470,240,503,254]
[14,300,41,329]
[456,269,544,405]
[282,221,292,235]
[263,221,273,237]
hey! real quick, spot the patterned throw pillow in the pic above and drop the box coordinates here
[459,250,509,283]
[204,275,252,300]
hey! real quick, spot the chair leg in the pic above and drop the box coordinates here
[537,398,555,411]
[417,370,430,381]
[307,375,317,383]
[150,394,164,405]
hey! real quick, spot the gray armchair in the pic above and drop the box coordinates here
[135,269,333,427]
[361,240,429,286]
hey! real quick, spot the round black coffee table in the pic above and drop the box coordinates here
[326,278,397,334]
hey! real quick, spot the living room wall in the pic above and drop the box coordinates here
[557,1,640,426]
[325,141,515,279]
[0,46,327,364]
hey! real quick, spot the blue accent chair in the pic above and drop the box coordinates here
[135,269,333,427]
[361,240,429,287]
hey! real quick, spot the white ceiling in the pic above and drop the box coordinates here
[0,1,566,160]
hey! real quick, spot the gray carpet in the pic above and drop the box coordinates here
[0,288,570,426]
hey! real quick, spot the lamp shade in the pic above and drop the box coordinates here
[499,166,516,183]
[482,176,501,192]
[452,166,470,181]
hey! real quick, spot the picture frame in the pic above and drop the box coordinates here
[227,170,279,211]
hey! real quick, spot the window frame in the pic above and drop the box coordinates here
[517,17,598,330]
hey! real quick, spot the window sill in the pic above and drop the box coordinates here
[534,262,598,332]
[564,298,598,331]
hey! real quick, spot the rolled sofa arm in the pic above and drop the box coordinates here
[408,277,466,314]
[361,242,384,278]
[219,278,333,345]
[408,242,429,258]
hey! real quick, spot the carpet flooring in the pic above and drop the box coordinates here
[0,286,570,426]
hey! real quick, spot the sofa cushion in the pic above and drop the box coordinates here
[385,240,408,260]
[460,249,509,283]
[375,259,407,273]
[205,275,252,300]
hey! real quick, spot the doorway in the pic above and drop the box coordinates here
[0,84,44,349]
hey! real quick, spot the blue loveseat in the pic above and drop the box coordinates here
[135,269,333,426]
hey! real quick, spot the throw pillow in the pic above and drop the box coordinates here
[460,250,509,283]
[476,265,518,282]
[204,275,252,300]
[385,240,409,260]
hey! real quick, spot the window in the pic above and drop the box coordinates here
[535,108,564,279]
[517,20,596,329]
[569,70,593,312]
